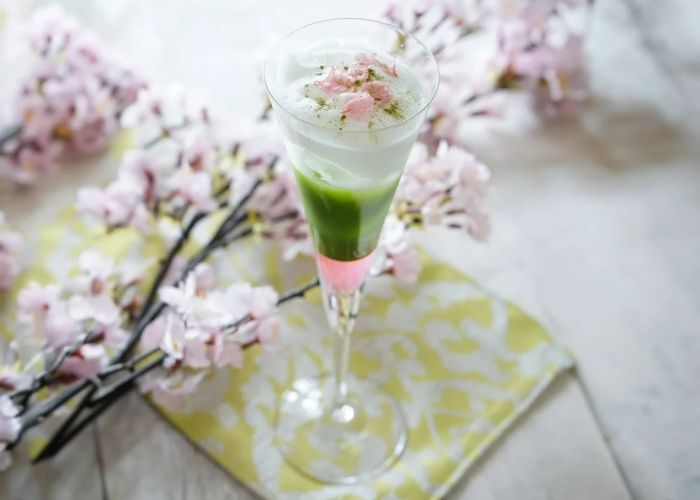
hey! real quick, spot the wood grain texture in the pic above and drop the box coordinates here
[431,1,700,498]
[447,374,632,500]
[2,0,698,498]
[95,393,257,500]
[0,424,104,500]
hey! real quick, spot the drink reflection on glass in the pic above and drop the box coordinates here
[264,18,439,484]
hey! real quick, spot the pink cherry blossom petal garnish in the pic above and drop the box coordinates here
[342,92,376,121]
[362,81,393,107]
[354,53,398,77]
[314,65,355,96]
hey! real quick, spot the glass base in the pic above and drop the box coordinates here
[275,374,408,484]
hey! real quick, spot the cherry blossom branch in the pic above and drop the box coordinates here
[276,278,320,304]
[0,212,23,291]
[90,277,319,408]
[0,6,146,184]
[30,277,319,461]
[217,209,300,248]
[136,211,207,323]
[0,125,21,152]
[123,172,267,360]
[9,331,103,411]
[9,159,296,461]
[32,355,166,461]
[26,156,282,459]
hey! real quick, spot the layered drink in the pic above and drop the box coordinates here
[267,38,428,291]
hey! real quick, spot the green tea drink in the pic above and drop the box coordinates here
[292,150,399,261]
[266,39,427,291]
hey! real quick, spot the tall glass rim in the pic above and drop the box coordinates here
[263,17,440,135]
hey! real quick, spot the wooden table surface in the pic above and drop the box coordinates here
[1,0,698,499]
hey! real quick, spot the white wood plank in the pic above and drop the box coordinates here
[448,373,631,500]
[0,423,104,499]
[90,372,631,500]
[95,393,257,500]
[620,0,700,123]
[429,1,700,498]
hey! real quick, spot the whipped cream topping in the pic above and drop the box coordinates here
[267,38,432,191]
[270,39,425,133]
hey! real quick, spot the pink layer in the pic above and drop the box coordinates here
[316,251,375,294]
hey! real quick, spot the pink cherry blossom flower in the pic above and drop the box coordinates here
[76,185,131,228]
[57,344,107,380]
[137,370,206,411]
[396,141,491,240]
[252,316,281,349]
[76,177,149,230]
[119,88,163,129]
[117,258,152,290]
[0,216,23,291]
[276,217,314,262]
[247,165,299,219]
[226,283,279,346]
[181,130,217,172]
[67,294,121,326]
[0,254,21,292]
[159,313,189,368]
[155,311,245,370]
[72,250,114,295]
[167,167,217,212]
[0,223,22,256]
[160,265,245,329]
[182,330,213,369]
[490,1,588,117]
[0,341,31,392]
[191,263,216,294]
[362,81,393,107]
[384,0,481,30]
[372,215,422,283]
[390,246,421,283]
[160,262,215,301]
[0,5,146,184]
[100,324,129,349]
[217,341,244,368]
[0,395,20,470]
[3,142,64,185]
[17,282,81,348]
[140,316,167,353]
[237,123,286,168]
[42,306,81,350]
[118,149,162,205]
[161,255,188,289]
[156,218,183,249]
[342,92,376,121]
[0,367,31,394]
[232,284,278,319]
[17,282,63,321]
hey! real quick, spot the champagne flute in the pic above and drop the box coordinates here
[264,18,439,484]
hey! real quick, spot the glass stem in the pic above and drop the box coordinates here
[323,285,363,412]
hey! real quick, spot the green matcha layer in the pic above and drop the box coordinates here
[294,165,398,261]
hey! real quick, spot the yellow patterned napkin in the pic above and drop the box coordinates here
[2,209,573,499]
